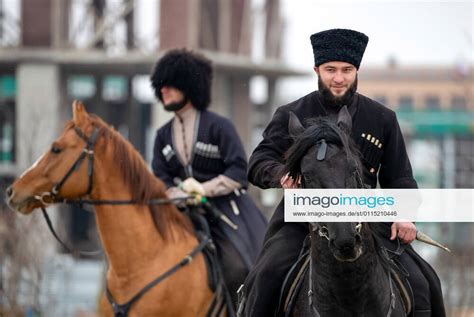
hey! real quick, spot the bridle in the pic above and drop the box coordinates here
[34,125,215,317]
[35,126,100,206]
[35,125,181,207]
[302,132,397,316]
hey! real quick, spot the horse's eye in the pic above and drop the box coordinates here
[51,146,62,154]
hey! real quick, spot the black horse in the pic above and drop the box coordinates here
[281,106,407,317]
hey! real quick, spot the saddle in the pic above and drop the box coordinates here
[276,235,414,317]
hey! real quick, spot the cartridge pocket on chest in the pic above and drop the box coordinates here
[357,133,384,174]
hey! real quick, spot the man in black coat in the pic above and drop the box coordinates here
[150,49,267,309]
[241,29,445,317]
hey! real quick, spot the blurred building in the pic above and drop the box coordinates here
[359,64,474,189]
[359,63,474,314]
[0,0,305,314]
[0,0,302,255]
[359,64,474,273]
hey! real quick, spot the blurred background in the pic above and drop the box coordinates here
[0,0,472,316]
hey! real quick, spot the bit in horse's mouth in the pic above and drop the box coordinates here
[7,196,41,214]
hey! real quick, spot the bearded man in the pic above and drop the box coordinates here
[150,49,267,310]
[240,29,445,317]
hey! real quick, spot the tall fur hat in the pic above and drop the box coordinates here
[150,49,212,110]
[310,29,369,69]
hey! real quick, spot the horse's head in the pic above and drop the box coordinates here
[6,101,99,214]
[283,106,363,189]
[283,106,367,262]
[311,222,367,262]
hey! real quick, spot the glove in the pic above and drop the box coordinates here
[180,177,206,196]
[165,187,188,200]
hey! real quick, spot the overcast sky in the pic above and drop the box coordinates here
[4,0,471,66]
[95,0,474,102]
[279,1,473,69]
[271,1,473,101]
[4,0,470,102]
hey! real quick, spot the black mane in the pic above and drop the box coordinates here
[280,117,361,180]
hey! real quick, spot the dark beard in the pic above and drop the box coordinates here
[318,76,358,107]
[163,96,188,112]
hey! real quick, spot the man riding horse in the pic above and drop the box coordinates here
[240,29,445,317]
[150,49,267,309]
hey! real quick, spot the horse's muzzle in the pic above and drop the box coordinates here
[5,186,39,214]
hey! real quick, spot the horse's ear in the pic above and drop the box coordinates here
[72,100,88,125]
[288,111,304,139]
[336,106,352,133]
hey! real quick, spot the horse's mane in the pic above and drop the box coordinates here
[67,116,193,240]
[279,117,362,181]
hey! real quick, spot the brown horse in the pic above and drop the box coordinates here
[6,101,216,316]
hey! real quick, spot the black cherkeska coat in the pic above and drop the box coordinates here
[152,110,267,269]
[246,90,445,316]
[248,90,417,191]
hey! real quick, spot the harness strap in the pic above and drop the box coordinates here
[39,196,191,256]
[84,127,100,195]
[59,196,190,206]
[391,268,412,314]
[308,256,321,317]
[41,207,101,256]
[284,254,310,315]
[52,127,100,196]
[52,149,88,195]
[106,235,212,317]
[386,271,397,317]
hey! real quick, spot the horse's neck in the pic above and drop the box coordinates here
[91,168,192,278]
[311,248,392,314]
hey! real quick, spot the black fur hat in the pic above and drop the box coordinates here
[310,29,369,69]
[150,49,212,110]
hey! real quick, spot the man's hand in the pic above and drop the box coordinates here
[166,187,188,199]
[181,177,206,196]
[280,173,301,189]
[390,221,417,244]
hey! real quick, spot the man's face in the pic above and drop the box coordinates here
[160,86,185,106]
[314,61,357,105]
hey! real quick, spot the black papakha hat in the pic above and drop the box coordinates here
[310,29,369,69]
[150,49,212,110]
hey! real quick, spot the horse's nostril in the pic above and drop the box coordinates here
[334,238,356,251]
[6,186,13,198]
